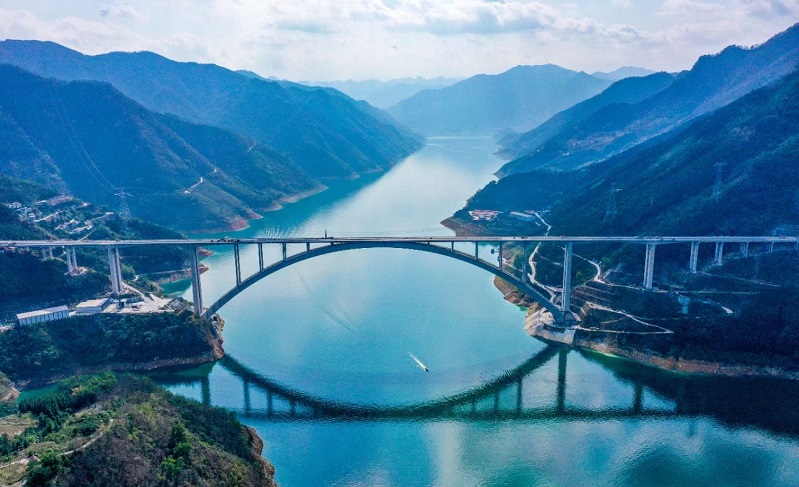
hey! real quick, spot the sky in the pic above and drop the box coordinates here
[0,1,796,81]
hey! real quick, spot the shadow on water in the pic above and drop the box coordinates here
[149,345,799,436]
[580,349,799,438]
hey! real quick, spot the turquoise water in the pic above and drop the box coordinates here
[155,137,799,486]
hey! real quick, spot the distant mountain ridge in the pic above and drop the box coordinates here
[591,66,656,81]
[301,77,461,109]
[498,71,676,160]
[456,67,799,238]
[0,40,423,180]
[387,64,612,136]
[497,23,799,176]
[0,65,322,232]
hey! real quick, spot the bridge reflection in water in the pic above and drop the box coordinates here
[151,345,799,438]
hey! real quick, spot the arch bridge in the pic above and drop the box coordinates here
[4,235,799,326]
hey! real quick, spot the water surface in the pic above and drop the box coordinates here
[156,136,799,487]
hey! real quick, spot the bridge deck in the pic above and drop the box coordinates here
[3,235,798,248]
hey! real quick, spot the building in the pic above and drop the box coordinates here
[75,298,110,315]
[16,305,69,325]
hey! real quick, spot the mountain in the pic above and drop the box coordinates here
[0,64,321,232]
[498,71,676,160]
[497,24,799,176]
[386,65,612,136]
[302,77,460,109]
[0,40,423,179]
[591,66,656,81]
[457,67,799,238]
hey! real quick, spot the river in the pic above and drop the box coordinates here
[155,136,799,487]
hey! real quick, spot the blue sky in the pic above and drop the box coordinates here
[0,1,796,80]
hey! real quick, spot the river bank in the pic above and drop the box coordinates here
[0,311,226,390]
[523,306,799,381]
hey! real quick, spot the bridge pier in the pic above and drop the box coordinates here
[282,242,287,261]
[498,242,504,270]
[234,244,241,286]
[643,243,656,289]
[191,247,204,316]
[740,242,749,257]
[65,247,78,274]
[521,243,528,283]
[714,242,724,266]
[474,242,479,259]
[107,247,123,295]
[768,241,774,253]
[258,243,264,271]
[516,377,523,414]
[561,242,573,314]
[40,247,53,261]
[689,242,699,273]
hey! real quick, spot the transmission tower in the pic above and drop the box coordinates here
[604,184,621,222]
[115,188,132,221]
[712,162,725,202]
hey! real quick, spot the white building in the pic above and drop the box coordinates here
[16,305,69,325]
[75,298,109,315]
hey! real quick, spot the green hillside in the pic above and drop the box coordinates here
[0,41,423,180]
[0,65,321,232]
[498,23,799,175]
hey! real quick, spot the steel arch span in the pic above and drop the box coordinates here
[201,241,562,320]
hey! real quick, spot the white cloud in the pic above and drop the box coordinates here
[0,1,796,81]
[658,0,725,15]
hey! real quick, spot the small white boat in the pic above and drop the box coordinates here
[409,353,429,372]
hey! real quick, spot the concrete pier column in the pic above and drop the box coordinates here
[714,242,724,266]
[114,247,123,291]
[258,243,264,271]
[498,242,504,270]
[643,243,656,290]
[107,247,122,295]
[768,242,774,253]
[65,247,77,273]
[233,244,241,286]
[306,242,311,252]
[282,242,287,260]
[474,242,479,259]
[521,243,528,284]
[451,241,454,251]
[689,242,699,273]
[561,242,573,313]
[740,242,749,257]
[516,377,523,414]
[191,246,204,316]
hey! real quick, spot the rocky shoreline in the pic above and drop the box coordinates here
[523,307,799,381]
